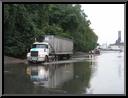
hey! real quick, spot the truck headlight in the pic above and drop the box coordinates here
[39,54,44,57]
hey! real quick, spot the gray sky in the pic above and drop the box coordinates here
[81,4,124,45]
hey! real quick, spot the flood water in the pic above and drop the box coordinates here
[4,51,125,95]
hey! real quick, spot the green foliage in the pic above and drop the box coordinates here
[4,4,98,58]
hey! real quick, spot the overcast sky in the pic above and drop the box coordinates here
[81,4,124,45]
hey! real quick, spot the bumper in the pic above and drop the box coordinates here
[27,56,45,62]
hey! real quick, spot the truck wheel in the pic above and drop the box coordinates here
[45,56,49,62]
[53,55,56,61]
[55,55,58,61]
[66,54,71,59]
[58,55,63,60]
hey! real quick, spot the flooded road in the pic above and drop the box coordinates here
[4,51,125,95]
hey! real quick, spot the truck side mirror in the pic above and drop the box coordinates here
[27,48,30,52]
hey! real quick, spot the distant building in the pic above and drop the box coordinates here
[115,31,121,45]
[108,31,124,51]
[109,42,124,49]
[99,43,108,49]
[100,31,124,51]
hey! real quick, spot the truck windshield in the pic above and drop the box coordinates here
[32,44,48,48]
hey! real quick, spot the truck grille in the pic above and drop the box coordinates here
[31,51,38,56]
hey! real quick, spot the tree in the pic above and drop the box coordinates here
[4,4,98,58]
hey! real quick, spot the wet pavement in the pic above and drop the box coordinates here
[4,51,125,95]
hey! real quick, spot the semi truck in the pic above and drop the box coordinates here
[27,35,73,63]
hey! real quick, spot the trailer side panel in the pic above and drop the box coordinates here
[44,35,73,55]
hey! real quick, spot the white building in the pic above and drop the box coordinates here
[108,43,124,51]
[99,43,108,49]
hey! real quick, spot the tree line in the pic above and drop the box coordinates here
[4,4,98,58]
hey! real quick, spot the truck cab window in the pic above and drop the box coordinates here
[32,44,48,48]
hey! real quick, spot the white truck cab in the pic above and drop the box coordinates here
[27,42,50,62]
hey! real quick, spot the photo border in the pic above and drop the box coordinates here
[1,0,126,96]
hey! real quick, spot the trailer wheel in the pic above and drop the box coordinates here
[55,55,58,61]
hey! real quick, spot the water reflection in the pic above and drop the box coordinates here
[4,52,124,94]
[4,61,94,94]
[4,64,34,94]
[86,52,124,94]
[61,62,93,94]
[26,66,49,86]
[26,63,74,88]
